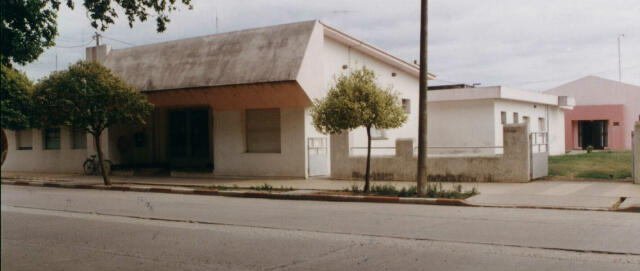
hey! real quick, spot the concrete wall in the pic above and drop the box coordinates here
[2,128,99,173]
[633,122,640,184]
[213,108,307,178]
[331,124,531,182]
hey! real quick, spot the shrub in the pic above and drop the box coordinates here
[586,145,594,153]
[360,183,478,199]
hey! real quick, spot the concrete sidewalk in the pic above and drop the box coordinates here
[2,171,639,210]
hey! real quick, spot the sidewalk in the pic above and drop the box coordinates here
[2,171,639,211]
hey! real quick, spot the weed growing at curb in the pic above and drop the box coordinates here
[350,183,478,199]
[206,183,293,192]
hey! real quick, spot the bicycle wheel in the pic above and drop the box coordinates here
[83,159,95,175]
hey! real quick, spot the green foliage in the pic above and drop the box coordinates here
[586,145,594,153]
[549,151,632,180]
[0,0,57,66]
[32,60,153,135]
[1,65,34,130]
[311,67,407,134]
[311,67,407,192]
[249,183,274,191]
[352,183,478,199]
[1,0,192,66]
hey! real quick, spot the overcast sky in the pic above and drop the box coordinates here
[19,0,640,91]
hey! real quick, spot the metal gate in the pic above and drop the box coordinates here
[530,132,549,180]
[308,137,329,176]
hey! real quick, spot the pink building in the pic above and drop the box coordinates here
[545,76,640,150]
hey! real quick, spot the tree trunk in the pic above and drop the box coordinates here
[416,0,429,196]
[365,126,372,193]
[1,129,7,167]
[94,133,111,186]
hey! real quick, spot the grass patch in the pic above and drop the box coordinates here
[549,151,632,180]
[350,183,478,199]
[207,183,294,191]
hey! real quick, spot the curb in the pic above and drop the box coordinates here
[1,179,633,212]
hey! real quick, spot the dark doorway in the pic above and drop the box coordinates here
[169,108,212,170]
[578,120,608,149]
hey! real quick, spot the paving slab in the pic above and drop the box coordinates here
[3,171,639,211]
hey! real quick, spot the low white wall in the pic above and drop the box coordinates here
[213,108,307,178]
[331,124,532,182]
[2,128,93,173]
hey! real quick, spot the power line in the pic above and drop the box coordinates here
[101,35,137,46]
[54,41,93,49]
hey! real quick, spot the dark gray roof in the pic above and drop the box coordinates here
[103,20,317,91]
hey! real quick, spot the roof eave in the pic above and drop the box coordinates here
[320,22,436,80]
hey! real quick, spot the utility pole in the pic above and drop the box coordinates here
[416,0,429,196]
[216,9,219,34]
[93,32,101,47]
[618,34,624,82]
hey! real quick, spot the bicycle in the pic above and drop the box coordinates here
[83,155,113,175]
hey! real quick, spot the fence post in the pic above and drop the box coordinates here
[633,121,640,184]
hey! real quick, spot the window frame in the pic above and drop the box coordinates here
[43,127,61,150]
[401,98,411,114]
[370,127,387,140]
[245,108,282,153]
[71,128,87,149]
[16,129,33,150]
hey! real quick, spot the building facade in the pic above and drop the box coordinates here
[3,20,572,178]
[545,76,640,150]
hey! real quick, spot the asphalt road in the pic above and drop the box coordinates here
[2,185,639,270]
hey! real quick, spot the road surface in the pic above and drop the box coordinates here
[2,185,639,270]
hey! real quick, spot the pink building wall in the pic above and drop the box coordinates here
[563,104,626,150]
[545,76,640,150]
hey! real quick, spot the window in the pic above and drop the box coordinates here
[72,128,87,149]
[522,116,529,124]
[370,127,387,140]
[402,99,411,114]
[16,129,33,150]
[513,113,519,124]
[43,127,60,150]
[246,109,281,153]
[538,118,546,131]
[500,111,507,124]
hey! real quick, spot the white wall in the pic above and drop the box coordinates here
[322,37,420,155]
[2,128,93,173]
[494,100,566,155]
[213,108,306,178]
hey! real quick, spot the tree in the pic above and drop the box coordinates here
[1,65,34,131]
[311,67,407,192]
[33,61,153,185]
[1,0,193,66]
[1,65,35,166]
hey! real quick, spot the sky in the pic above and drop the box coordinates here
[19,0,640,92]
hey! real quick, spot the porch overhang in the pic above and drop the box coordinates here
[143,81,312,109]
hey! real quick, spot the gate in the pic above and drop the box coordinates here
[308,137,329,176]
[530,132,549,180]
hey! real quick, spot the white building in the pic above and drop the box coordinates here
[3,20,571,179]
[350,85,573,157]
